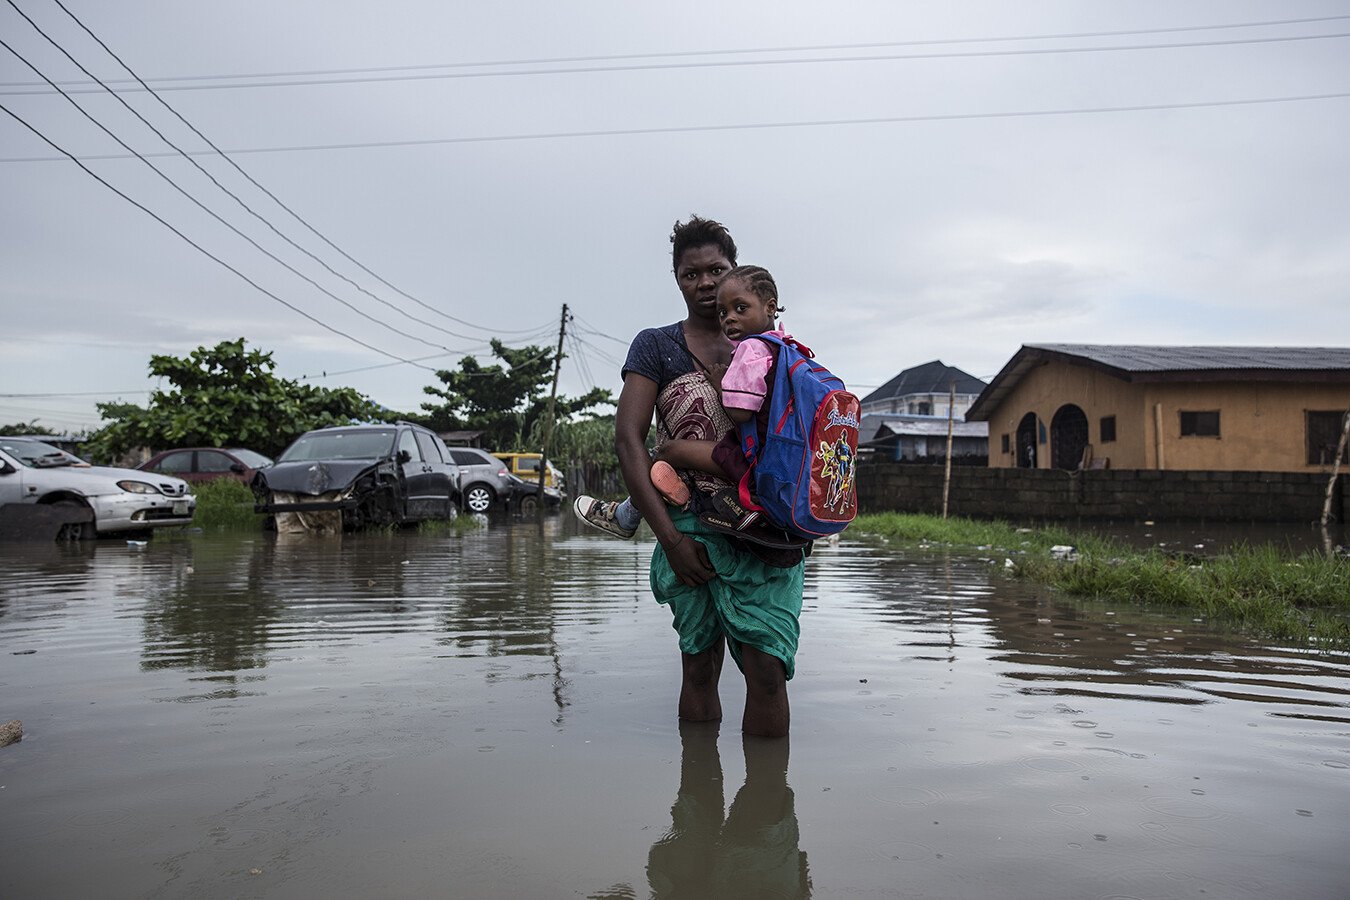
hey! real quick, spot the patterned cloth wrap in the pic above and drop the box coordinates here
[650,371,806,679]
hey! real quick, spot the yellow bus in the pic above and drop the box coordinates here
[492,452,564,492]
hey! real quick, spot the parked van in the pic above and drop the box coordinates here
[492,452,564,492]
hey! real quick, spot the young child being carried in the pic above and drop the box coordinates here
[646,264,786,508]
[574,264,795,538]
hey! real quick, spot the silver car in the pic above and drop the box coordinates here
[0,437,196,538]
[445,446,515,513]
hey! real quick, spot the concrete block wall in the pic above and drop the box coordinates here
[855,463,1348,523]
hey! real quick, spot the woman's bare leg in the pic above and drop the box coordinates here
[739,643,789,738]
[679,637,725,722]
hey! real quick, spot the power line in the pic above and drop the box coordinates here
[9,0,552,340]
[4,9,481,349]
[5,17,1348,94]
[571,333,626,371]
[0,390,152,398]
[9,89,1345,165]
[564,329,597,392]
[572,317,631,346]
[0,33,479,360]
[0,100,435,371]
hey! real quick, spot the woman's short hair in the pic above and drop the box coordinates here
[670,215,738,272]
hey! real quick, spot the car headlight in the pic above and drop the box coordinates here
[117,480,162,494]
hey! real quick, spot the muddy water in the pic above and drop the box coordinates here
[1,519,1347,899]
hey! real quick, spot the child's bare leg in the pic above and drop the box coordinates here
[656,439,731,480]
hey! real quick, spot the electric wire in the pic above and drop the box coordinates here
[572,316,631,346]
[564,329,597,393]
[5,25,1347,95]
[0,99,437,371]
[0,35,483,361]
[7,13,1346,90]
[0,390,153,397]
[571,333,626,371]
[9,89,1345,165]
[4,3,503,348]
[10,0,553,340]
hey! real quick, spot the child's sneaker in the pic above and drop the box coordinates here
[649,461,690,507]
[572,495,637,539]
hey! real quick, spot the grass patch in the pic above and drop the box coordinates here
[851,513,1350,650]
[191,478,265,531]
[418,514,484,534]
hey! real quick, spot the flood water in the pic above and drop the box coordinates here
[2,517,1348,899]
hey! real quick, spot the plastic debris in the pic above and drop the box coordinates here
[127,540,148,549]
[1049,545,1079,562]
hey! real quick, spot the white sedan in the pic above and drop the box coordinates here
[0,437,195,538]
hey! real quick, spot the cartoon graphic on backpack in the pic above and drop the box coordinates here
[736,334,860,539]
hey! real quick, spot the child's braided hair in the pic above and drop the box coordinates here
[723,265,786,316]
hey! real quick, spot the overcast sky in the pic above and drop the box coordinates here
[2,1,1347,434]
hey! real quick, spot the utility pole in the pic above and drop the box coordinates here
[536,303,568,516]
[1321,408,1350,548]
[941,380,956,519]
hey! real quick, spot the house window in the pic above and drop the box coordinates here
[1099,416,1117,443]
[1001,434,1011,454]
[1179,410,1220,437]
[917,402,932,415]
[1307,411,1349,464]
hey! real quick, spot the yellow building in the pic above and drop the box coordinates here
[966,345,1350,473]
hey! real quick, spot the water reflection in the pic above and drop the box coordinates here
[2,522,1349,897]
[642,724,810,899]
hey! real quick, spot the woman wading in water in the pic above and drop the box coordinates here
[574,216,807,738]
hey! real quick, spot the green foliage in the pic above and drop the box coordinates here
[851,513,1350,650]
[418,339,612,451]
[190,478,266,531]
[418,514,484,534]
[0,420,58,436]
[83,339,388,461]
[548,414,619,469]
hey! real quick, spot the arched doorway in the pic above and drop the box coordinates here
[1051,404,1089,470]
[1015,412,1038,468]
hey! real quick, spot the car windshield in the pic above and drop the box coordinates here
[278,430,395,462]
[0,439,86,468]
[230,449,274,468]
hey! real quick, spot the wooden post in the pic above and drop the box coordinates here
[1321,408,1350,531]
[942,381,956,519]
[536,304,568,516]
[1153,402,1166,470]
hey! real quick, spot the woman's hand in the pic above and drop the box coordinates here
[664,533,716,587]
[704,362,728,391]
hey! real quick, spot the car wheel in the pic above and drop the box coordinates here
[463,484,495,513]
[53,499,91,541]
[517,494,539,515]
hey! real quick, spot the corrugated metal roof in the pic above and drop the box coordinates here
[966,344,1350,422]
[861,360,987,404]
[868,417,988,438]
[1026,344,1350,372]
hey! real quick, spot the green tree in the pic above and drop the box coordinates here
[84,339,389,461]
[419,339,612,450]
[0,420,58,436]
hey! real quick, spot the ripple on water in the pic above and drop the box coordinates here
[869,784,946,808]
[1018,756,1085,774]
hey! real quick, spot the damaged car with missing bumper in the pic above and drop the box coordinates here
[253,422,460,533]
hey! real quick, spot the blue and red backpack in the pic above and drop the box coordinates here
[735,334,860,539]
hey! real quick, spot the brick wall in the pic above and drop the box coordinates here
[856,462,1348,523]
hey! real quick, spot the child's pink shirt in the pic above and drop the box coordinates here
[720,328,790,413]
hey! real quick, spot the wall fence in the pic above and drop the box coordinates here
[856,462,1347,524]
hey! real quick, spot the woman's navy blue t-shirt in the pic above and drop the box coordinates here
[621,323,695,390]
